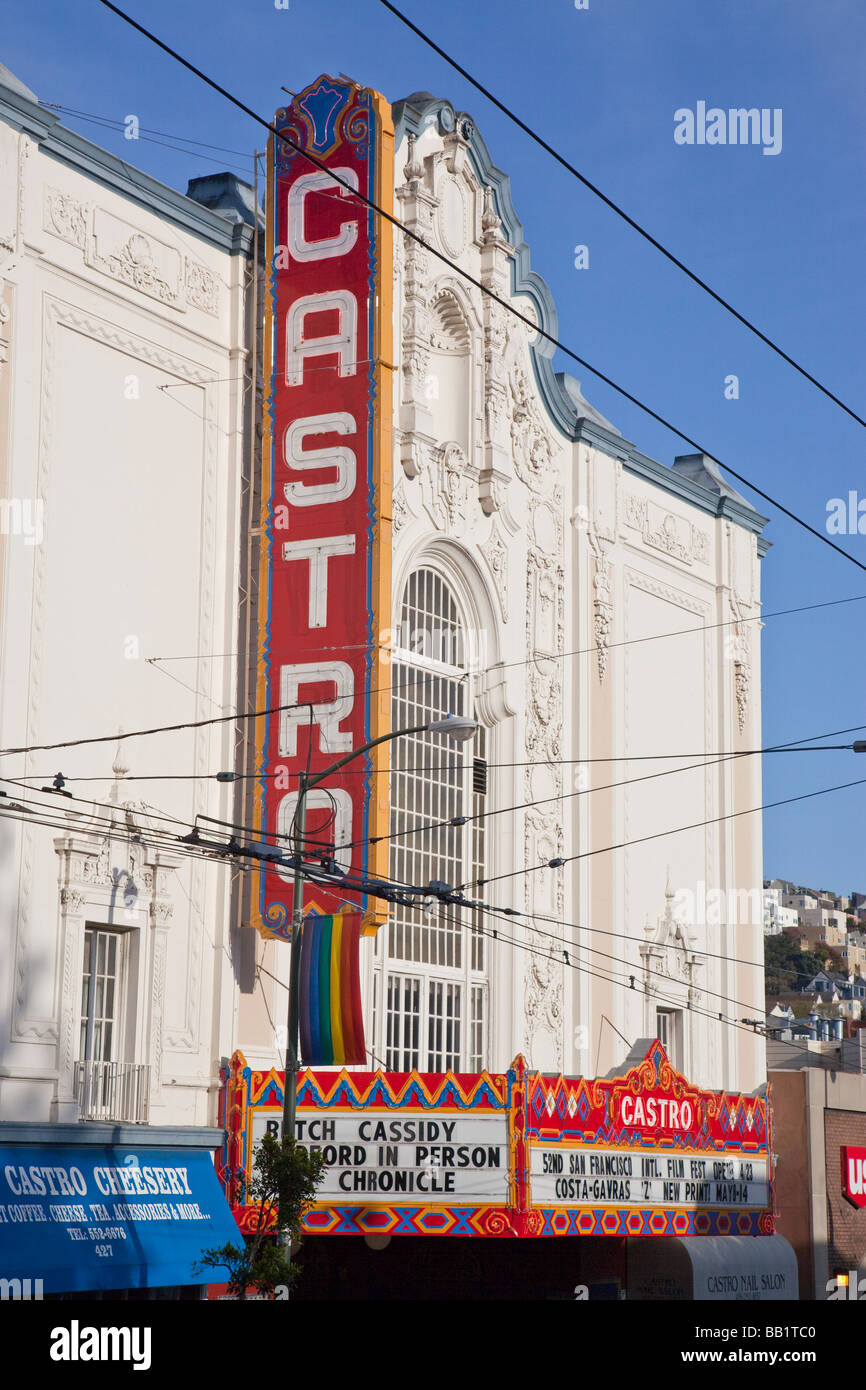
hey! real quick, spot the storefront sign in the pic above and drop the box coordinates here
[615,1091,700,1135]
[525,1041,772,1237]
[842,1145,866,1209]
[0,1145,240,1294]
[627,1234,798,1301]
[221,1041,773,1238]
[251,1111,508,1201]
[253,74,394,939]
[531,1146,769,1209]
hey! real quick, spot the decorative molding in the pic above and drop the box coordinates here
[391,473,409,533]
[86,208,183,307]
[431,440,478,534]
[590,541,613,685]
[734,660,750,736]
[622,569,714,982]
[429,285,471,351]
[0,127,24,257]
[43,192,220,319]
[58,924,78,1093]
[0,297,10,373]
[185,257,219,316]
[525,543,564,661]
[399,431,425,480]
[622,566,708,619]
[149,929,168,1091]
[529,495,562,556]
[624,492,710,567]
[475,662,519,724]
[728,598,752,735]
[640,870,704,1011]
[437,174,468,259]
[43,186,88,249]
[524,951,563,1072]
[59,886,87,914]
[479,523,509,622]
[523,804,565,1069]
[509,361,554,495]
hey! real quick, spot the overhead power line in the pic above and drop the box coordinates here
[97,0,866,581]
[9,720,858,865]
[3,787,856,1048]
[42,103,255,177]
[2,543,864,762]
[464,774,866,891]
[1,788,845,1009]
[13,738,859,787]
[378,0,866,435]
[348,735,864,854]
[434,902,840,1066]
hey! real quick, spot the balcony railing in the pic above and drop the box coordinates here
[73,1060,150,1123]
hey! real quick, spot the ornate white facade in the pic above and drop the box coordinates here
[0,60,768,1133]
[0,64,253,1126]
[363,93,768,1094]
[240,90,767,1098]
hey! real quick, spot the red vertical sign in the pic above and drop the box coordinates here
[253,76,394,939]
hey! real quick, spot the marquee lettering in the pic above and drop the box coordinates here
[253,76,394,939]
[619,1094,695,1132]
[282,413,357,507]
[287,167,360,262]
[285,290,358,385]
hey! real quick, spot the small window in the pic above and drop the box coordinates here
[80,927,128,1063]
[656,1008,682,1070]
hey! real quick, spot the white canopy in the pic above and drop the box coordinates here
[627,1234,799,1301]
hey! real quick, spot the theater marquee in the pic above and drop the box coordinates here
[253,74,394,939]
[221,1042,773,1238]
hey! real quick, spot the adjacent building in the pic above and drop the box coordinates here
[771,1036,866,1300]
[763,886,798,936]
[0,62,255,1295]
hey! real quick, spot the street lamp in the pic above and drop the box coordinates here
[281,713,478,1138]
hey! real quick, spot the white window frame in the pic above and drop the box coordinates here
[656,1007,683,1070]
[374,565,489,1073]
[79,923,131,1066]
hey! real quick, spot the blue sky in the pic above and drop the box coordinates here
[4,0,865,895]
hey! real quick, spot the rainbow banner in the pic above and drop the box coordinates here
[298,912,366,1065]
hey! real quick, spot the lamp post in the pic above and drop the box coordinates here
[280,714,478,1140]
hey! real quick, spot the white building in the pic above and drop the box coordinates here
[0,61,774,1295]
[764,886,799,935]
[238,87,769,1099]
[0,63,254,1132]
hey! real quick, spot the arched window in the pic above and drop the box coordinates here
[374,567,488,1072]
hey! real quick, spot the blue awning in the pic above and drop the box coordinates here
[0,1145,241,1293]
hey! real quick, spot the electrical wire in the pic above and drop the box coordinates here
[1,791,851,1061]
[346,734,865,853]
[13,730,866,786]
[379,0,866,437]
[245,867,862,1070]
[236,819,858,992]
[431,900,840,1067]
[7,721,853,869]
[457,892,831,1019]
[4,565,866,762]
[463,773,866,891]
[97,0,866,581]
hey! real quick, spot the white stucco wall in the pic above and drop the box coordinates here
[0,81,251,1125]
